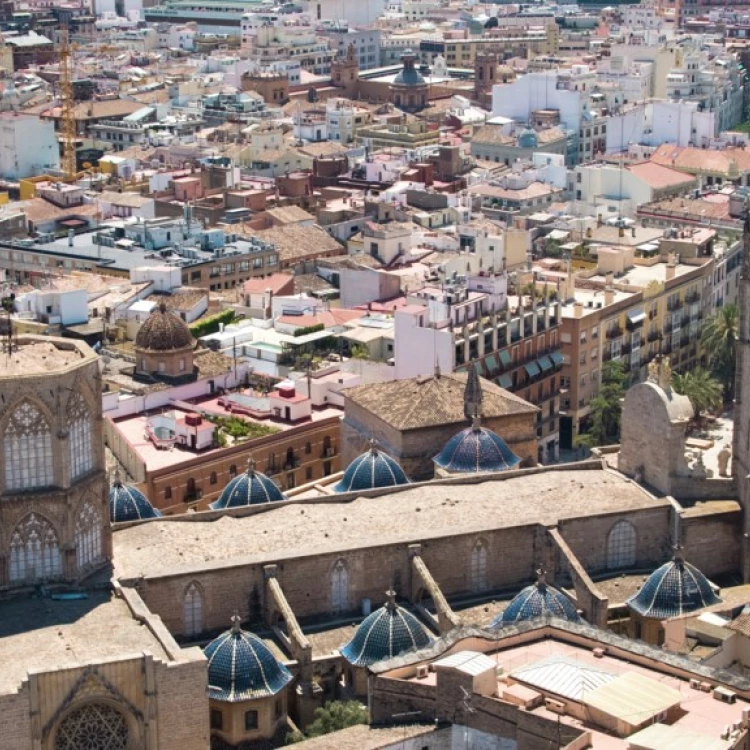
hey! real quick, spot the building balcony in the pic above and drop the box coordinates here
[685,291,701,304]
[322,446,337,459]
[606,326,623,340]
[667,299,683,312]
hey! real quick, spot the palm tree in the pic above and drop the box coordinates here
[700,304,739,400]
[672,368,723,419]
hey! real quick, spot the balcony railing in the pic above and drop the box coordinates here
[606,326,623,340]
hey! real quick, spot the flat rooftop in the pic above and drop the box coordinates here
[113,465,667,580]
[111,398,342,472]
[0,340,86,377]
[587,260,703,289]
[0,591,170,694]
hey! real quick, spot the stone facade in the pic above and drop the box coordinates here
[0,336,110,589]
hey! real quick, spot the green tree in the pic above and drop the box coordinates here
[287,701,368,743]
[701,304,738,400]
[350,344,370,360]
[580,360,627,447]
[672,367,723,419]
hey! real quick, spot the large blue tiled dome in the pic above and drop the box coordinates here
[210,458,286,510]
[434,418,521,474]
[491,571,580,627]
[334,440,409,493]
[341,593,432,667]
[627,554,721,619]
[109,476,161,523]
[205,617,293,702]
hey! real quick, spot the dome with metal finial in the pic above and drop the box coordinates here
[434,416,521,474]
[210,457,287,510]
[627,549,720,619]
[340,591,432,667]
[109,472,161,523]
[135,301,194,352]
[334,439,409,493]
[491,569,580,627]
[204,616,293,702]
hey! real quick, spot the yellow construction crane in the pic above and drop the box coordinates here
[58,28,77,181]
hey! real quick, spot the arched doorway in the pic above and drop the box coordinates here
[54,703,129,750]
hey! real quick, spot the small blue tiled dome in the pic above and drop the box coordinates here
[491,571,580,627]
[109,476,161,523]
[627,554,721,619]
[341,593,432,667]
[392,50,426,86]
[434,418,521,474]
[205,617,293,702]
[210,458,286,510]
[334,441,409,493]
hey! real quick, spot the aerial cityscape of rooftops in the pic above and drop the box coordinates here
[8,0,750,749]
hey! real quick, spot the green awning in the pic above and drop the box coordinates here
[499,349,512,367]
[498,373,513,389]
[524,361,541,378]
[538,355,554,372]
[485,353,498,372]
[550,351,564,366]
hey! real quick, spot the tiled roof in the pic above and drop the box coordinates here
[250,224,345,263]
[343,372,536,431]
[109,479,161,523]
[210,462,286,510]
[243,273,295,295]
[434,423,521,474]
[335,444,409,493]
[651,143,750,177]
[493,577,580,626]
[135,304,193,352]
[625,161,697,189]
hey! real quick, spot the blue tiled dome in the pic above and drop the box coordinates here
[434,418,521,474]
[517,128,539,149]
[341,593,432,667]
[334,441,409,493]
[210,458,286,510]
[392,49,426,86]
[109,477,161,523]
[205,618,293,702]
[627,554,721,619]
[491,571,580,627]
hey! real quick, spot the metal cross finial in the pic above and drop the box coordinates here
[385,589,397,611]
[368,437,378,454]
[230,614,242,634]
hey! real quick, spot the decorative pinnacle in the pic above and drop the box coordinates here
[230,614,242,634]
[385,589,397,611]
[471,414,482,432]
[246,456,256,476]
[112,469,122,487]
[536,567,547,587]
[368,437,378,455]
[672,545,684,565]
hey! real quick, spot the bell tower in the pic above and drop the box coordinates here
[474,51,498,109]
[733,210,750,579]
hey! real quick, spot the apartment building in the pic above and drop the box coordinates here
[555,252,714,448]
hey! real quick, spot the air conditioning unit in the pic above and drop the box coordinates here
[714,686,737,704]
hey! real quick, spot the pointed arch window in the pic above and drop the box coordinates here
[68,392,93,480]
[607,520,637,570]
[183,582,203,637]
[9,513,62,583]
[4,401,53,491]
[331,559,349,614]
[470,539,488,593]
[75,501,102,569]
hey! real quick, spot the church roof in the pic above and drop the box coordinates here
[135,302,194,352]
[210,459,286,510]
[205,618,292,702]
[434,419,521,474]
[340,593,432,667]
[492,571,580,626]
[109,478,161,523]
[335,441,409,493]
[627,554,721,619]
[343,372,537,431]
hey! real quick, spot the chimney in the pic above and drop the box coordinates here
[604,287,615,305]
[574,302,583,318]
[618,225,625,238]
[597,214,603,227]
[666,264,676,281]
[631,226,636,238]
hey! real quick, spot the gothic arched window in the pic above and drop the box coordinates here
[9,513,62,584]
[331,559,349,614]
[470,539,488,593]
[68,392,93,480]
[55,703,129,750]
[4,401,53,491]
[607,520,637,570]
[75,501,102,570]
[183,582,203,637]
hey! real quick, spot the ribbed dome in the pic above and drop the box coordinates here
[517,128,538,149]
[135,302,193,352]
[210,458,286,510]
[205,617,293,702]
[340,592,432,667]
[627,554,721,619]
[392,49,426,86]
[334,440,409,493]
[109,476,161,523]
[491,571,580,627]
[434,418,521,474]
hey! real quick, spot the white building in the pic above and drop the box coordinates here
[14,288,88,326]
[307,0,387,26]
[0,112,59,179]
